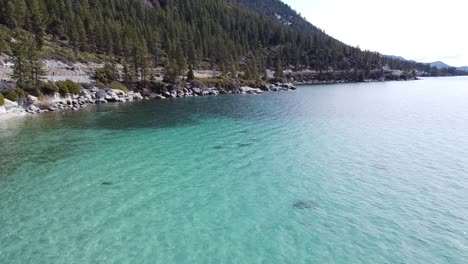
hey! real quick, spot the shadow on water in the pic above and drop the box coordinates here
[0,92,295,176]
[0,112,106,176]
[55,92,293,131]
[2,92,297,136]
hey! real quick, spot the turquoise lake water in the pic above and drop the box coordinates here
[1,77,467,263]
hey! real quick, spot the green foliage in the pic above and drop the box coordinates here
[56,80,81,95]
[0,0,451,80]
[149,81,165,93]
[16,87,27,97]
[109,83,129,93]
[240,79,268,88]
[163,59,180,83]
[187,65,195,81]
[95,63,118,84]
[0,29,12,55]
[11,32,46,88]
[5,90,19,102]
[67,81,81,95]
[40,81,59,95]
[274,58,285,80]
[56,82,68,95]
[198,77,239,90]
[0,93,4,106]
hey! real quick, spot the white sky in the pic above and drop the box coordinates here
[282,0,468,67]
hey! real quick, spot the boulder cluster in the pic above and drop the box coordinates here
[0,82,296,117]
[26,88,143,114]
[147,82,297,99]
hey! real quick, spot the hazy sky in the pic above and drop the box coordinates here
[282,0,468,66]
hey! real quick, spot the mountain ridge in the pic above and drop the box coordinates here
[429,61,468,72]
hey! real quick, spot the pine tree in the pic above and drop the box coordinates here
[12,33,45,88]
[4,1,18,29]
[28,0,46,49]
[0,0,449,79]
[274,57,284,80]
[122,61,134,89]
[12,34,31,86]
[163,59,179,83]
[29,47,46,85]
[187,64,195,81]
[13,0,27,29]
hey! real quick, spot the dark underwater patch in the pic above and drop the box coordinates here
[293,200,317,209]
[372,164,389,171]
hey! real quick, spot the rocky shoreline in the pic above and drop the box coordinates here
[0,82,297,119]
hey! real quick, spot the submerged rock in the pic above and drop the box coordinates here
[293,200,317,209]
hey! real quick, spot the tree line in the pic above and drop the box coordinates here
[0,0,460,89]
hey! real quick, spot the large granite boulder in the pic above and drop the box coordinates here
[3,99,18,111]
[28,104,39,113]
[26,95,38,103]
[190,80,207,90]
[260,85,271,92]
[133,92,143,100]
[111,89,125,96]
[191,87,203,95]
[80,89,93,100]
[240,86,263,94]
[96,89,107,100]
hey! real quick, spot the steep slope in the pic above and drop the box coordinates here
[234,0,468,76]
[233,0,322,34]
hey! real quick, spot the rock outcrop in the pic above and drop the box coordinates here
[0,82,297,118]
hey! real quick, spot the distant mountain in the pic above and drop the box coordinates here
[429,61,468,72]
[429,61,451,69]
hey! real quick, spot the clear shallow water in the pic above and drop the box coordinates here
[1,77,467,263]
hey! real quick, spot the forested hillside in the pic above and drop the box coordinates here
[0,0,461,86]
[234,0,468,76]
[233,0,322,34]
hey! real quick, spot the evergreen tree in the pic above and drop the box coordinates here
[11,34,31,86]
[274,58,284,80]
[187,64,195,81]
[28,0,46,49]
[12,33,45,88]
[122,62,134,89]
[163,59,179,83]
[0,0,453,81]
